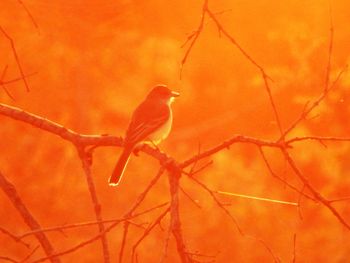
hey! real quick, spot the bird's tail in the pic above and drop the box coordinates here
[109,147,133,186]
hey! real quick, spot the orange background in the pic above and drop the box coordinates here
[1,0,350,262]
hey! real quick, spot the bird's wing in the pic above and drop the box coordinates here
[124,99,170,146]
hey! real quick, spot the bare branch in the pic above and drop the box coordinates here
[282,149,350,230]
[18,207,166,239]
[181,135,284,169]
[189,175,243,235]
[0,26,30,91]
[77,147,110,263]
[0,65,15,100]
[280,64,348,141]
[31,201,168,263]
[292,234,296,263]
[119,222,130,263]
[324,2,334,92]
[17,0,40,31]
[21,245,39,263]
[181,0,283,135]
[259,147,316,202]
[287,135,350,145]
[132,206,170,262]
[180,0,208,78]
[0,171,61,263]
[179,186,202,209]
[0,227,29,248]
[168,168,192,263]
[215,190,298,206]
[0,256,18,263]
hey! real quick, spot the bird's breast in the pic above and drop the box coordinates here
[146,109,173,145]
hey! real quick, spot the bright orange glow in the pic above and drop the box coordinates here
[1,0,350,262]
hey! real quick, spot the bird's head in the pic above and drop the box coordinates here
[147,85,179,103]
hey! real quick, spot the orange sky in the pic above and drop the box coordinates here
[1,0,350,262]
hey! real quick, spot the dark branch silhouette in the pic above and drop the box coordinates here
[0,171,60,263]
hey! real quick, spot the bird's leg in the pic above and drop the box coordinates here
[132,144,144,156]
[149,140,160,151]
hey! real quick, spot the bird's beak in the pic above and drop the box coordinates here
[171,91,180,97]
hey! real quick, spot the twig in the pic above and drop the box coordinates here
[183,161,214,177]
[181,135,284,169]
[189,175,243,235]
[18,214,164,239]
[119,222,130,263]
[215,190,298,206]
[280,63,348,141]
[282,149,350,230]
[189,175,282,262]
[1,71,37,86]
[181,0,283,135]
[287,136,350,145]
[0,256,18,263]
[329,196,350,203]
[0,26,30,91]
[0,171,60,263]
[119,166,165,260]
[20,245,39,263]
[0,226,29,247]
[167,168,192,263]
[132,206,171,262]
[259,147,316,202]
[31,201,168,263]
[179,186,202,209]
[0,102,171,164]
[292,234,296,263]
[206,7,282,135]
[17,0,40,31]
[159,219,172,263]
[180,0,208,78]
[77,147,110,263]
[245,235,281,263]
[0,65,15,100]
[324,2,334,92]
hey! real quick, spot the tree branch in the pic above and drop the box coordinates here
[77,147,110,263]
[0,26,30,91]
[0,171,61,263]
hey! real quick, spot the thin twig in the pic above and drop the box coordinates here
[180,0,208,78]
[0,65,15,100]
[0,256,18,263]
[167,168,192,263]
[0,227,29,247]
[259,147,316,202]
[292,233,296,263]
[119,222,130,263]
[31,202,168,263]
[179,186,202,209]
[287,135,350,145]
[77,147,110,263]
[189,175,243,235]
[17,0,40,31]
[19,216,160,240]
[215,190,298,206]
[0,26,30,91]
[0,171,60,263]
[181,135,284,169]
[20,245,39,263]
[132,206,170,262]
[282,149,350,230]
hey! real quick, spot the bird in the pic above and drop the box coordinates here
[109,84,179,186]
